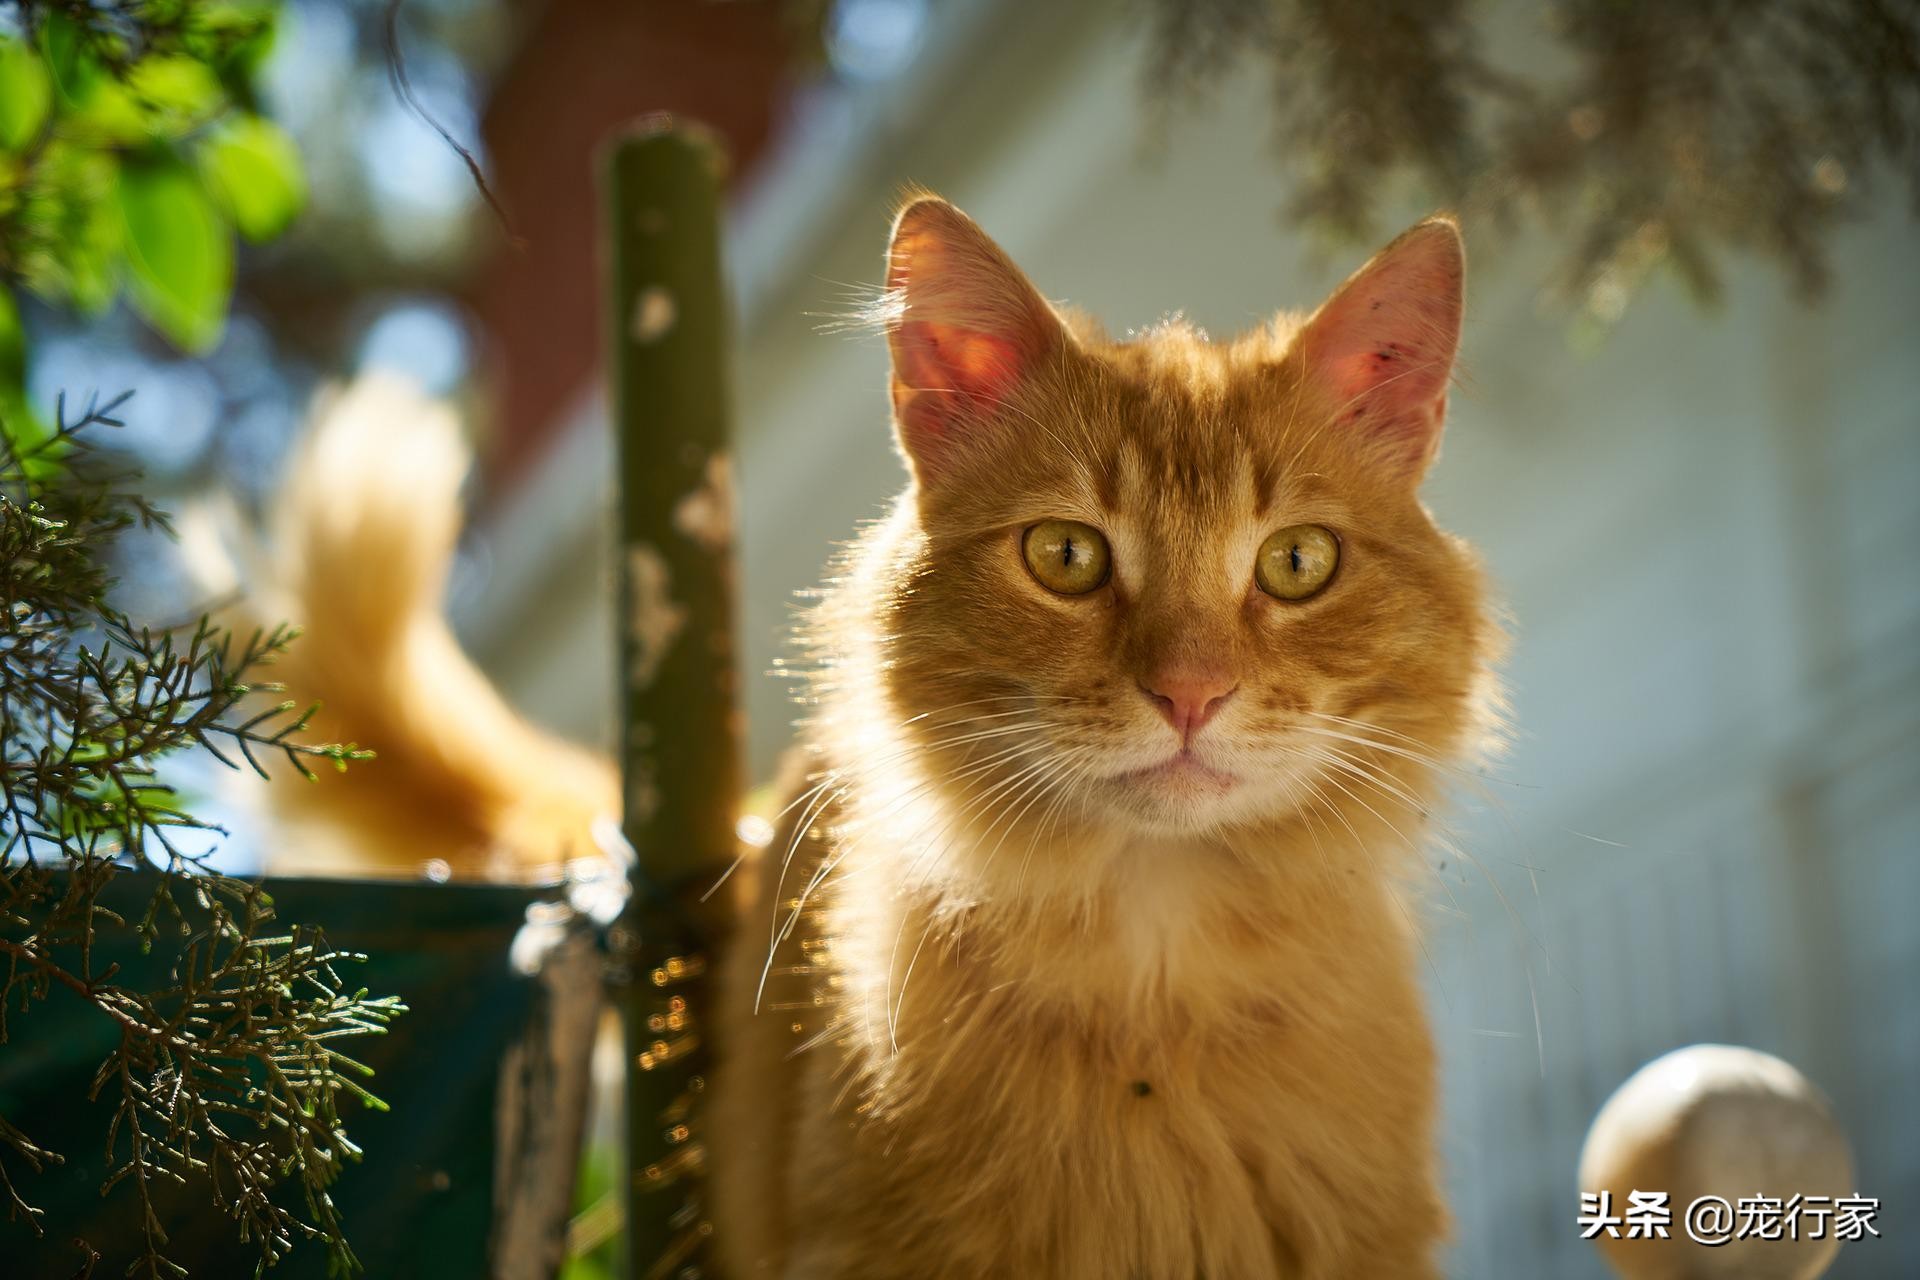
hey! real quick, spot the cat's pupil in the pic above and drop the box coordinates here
[1061,538,1074,567]
[1289,546,1303,573]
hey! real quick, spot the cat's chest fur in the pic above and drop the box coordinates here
[773,836,1444,1279]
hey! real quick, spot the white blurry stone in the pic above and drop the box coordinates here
[1579,1044,1855,1280]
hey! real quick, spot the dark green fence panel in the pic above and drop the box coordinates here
[0,874,555,1279]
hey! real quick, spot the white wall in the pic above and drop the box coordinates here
[468,7,1919,1274]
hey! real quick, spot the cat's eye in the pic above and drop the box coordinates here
[1022,520,1111,595]
[1255,525,1340,601]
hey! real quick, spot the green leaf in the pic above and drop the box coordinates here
[22,141,128,312]
[117,156,234,353]
[0,374,54,465]
[0,284,23,385]
[0,287,43,472]
[128,54,224,135]
[67,77,150,145]
[199,115,306,241]
[197,1,281,82]
[0,281,56,470]
[0,38,52,150]
[37,13,143,146]
[38,10,96,106]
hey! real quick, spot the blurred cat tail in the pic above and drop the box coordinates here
[251,372,621,881]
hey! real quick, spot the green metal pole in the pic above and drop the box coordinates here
[604,117,741,1280]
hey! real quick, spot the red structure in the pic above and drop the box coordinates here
[472,0,795,490]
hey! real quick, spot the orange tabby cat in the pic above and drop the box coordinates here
[707,197,1501,1278]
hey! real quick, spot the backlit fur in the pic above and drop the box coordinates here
[709,201,1502,1278]
[255,375,618,880]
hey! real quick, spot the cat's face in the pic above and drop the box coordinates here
[870,199,1489,846]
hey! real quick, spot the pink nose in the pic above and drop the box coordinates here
[1139,670,1237,745]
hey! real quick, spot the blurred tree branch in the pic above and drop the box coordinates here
[1140,0,1920,325]
[0,0,302,443]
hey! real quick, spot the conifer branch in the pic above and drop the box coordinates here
[1,394,399,1275]
[1141,0,1920,325]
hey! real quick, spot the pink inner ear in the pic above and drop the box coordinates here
[1326,338,1443,428]
[1300,221,1464,475]
[1316,299,1452,422]
[895,321,1026,406]
[892,320,1028,451]
[1331,343,1423,404]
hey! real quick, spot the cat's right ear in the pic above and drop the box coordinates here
[879,196,1067,482]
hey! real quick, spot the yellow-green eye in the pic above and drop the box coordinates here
[1256,525,1340,600]
[1022,520,1111,595]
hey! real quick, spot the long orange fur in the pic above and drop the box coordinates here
[707,197,1501,1278]
[255,375,618,880]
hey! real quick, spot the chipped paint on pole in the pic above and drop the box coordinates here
[604,118,742,1277]
[625,543,689,688]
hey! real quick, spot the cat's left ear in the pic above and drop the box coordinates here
[881,196,1071,482]
[1295,217,1464,481]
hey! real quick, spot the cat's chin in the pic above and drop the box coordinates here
[1095,751,1255,835]
[1109,751,1239,795]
